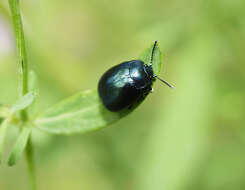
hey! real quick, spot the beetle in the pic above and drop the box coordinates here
[98,41,173,112]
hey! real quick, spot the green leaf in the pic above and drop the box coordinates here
[11,91,35,113]
[35,42,163,135]
[139,41,163,76]
[8,126,31,166]
[35,89,130,135]
[0,119,10,164]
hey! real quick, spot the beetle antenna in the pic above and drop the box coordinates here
[154,75,174,89]
[150,41,174,89]
[150,40,158,66]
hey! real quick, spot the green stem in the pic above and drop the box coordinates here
[8,0,28,97]
[8,0,36,190]
[25,137,36,190]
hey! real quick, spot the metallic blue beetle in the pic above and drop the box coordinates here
[98,41,173,112]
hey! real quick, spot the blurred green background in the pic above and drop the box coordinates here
[0,0,245,189]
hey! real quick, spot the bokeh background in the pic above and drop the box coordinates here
[0,0,245,189]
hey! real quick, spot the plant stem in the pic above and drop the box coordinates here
[8,0,36,190]
[8,0,28,97]
[25,137,36,190]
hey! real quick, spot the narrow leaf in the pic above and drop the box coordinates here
[0,119,10,164]
[8,127,31,166]
[11,91,35,113]
[35,42,163,135]
[35,89,130,135]
[139,41,163,76]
